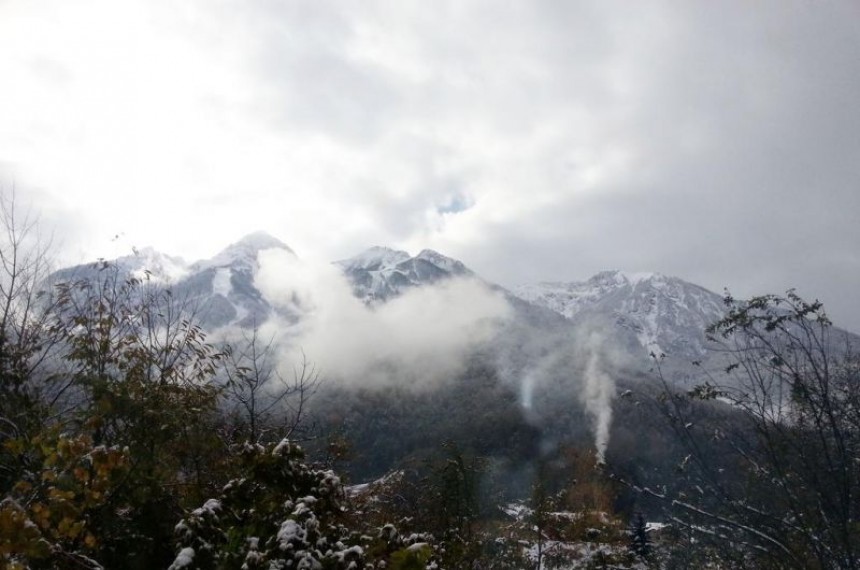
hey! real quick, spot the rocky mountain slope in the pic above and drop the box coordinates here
[514,271,728,363]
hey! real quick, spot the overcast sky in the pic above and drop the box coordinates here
[1,0,859,331]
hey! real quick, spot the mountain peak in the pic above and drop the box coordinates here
[588,269,667,287]
[337,246,473,303]
[231,231,291,252]
[195,231,294,272]
[415,249,470,275]
[337,246,411,271]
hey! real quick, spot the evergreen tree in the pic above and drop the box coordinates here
[629,512,652,563]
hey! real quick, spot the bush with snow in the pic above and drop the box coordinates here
[171,438,440,570]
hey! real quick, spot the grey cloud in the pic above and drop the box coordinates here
[194,1,860,333]
[251,249,513,388]
[420,2,860,331]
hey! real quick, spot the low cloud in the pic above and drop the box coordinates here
[252,249,512,388]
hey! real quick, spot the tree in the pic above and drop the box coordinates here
[47,264,226,567]
[647,290,860,569]
[0,190,55,377]
[1,255,228,569]
[628,512,652,563]
[0,190,58,489]
[222,326,319,444]
[0,430,128,569]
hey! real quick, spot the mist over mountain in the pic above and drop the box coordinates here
[43,232,755,402]
[47,232,860,472]
[49,233,732,360]
[29,230,860,567]
[45,232,741,466]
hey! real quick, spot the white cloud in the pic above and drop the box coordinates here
[253,249,512,387]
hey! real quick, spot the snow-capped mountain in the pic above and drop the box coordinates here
[49,232,294,330]
[191,231,294,274]
[171,232,295,329]
[336,247,472,303]
[514,270,728,362]
[49,247,190,286]
[120,247,190,284]
[49,236,484,332]
[49,235,736,369]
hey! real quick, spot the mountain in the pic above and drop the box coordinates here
[171,232,295,329]
[49,232,294,330]
[49,236,485,333]
[190,231,294,274]
[48,236,740,368]
[335,247,472,303]
[514,270,728,364]
[40,235,784,480]
[47,235,739,375]
[336,245,576,367]
[49,247,190,285]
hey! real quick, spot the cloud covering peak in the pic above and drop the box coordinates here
[253,248,512,387]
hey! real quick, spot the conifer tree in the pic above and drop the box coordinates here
[629,512,652,563]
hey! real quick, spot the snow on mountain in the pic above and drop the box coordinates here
[413,249,470,275]
[120,247,190,284]
[336,247,472,303]
[49,247,191,286]
[339,246,411,270]
[48,232,295,331]
[515,271,633,320]
[514,270,727,360]
[172,232,295,329]
[49,235,735,368]
[192,231,294,273]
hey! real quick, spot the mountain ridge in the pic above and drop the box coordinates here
[513,269,728,361]
[45,233,795,371]
[336,246,472,303]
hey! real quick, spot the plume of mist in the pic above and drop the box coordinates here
[573,318,641,464]
[520,372,535,411]
[250,249,512,388]
[581,331,615,463]
[511,346,569,418]
[507,322,624,463]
